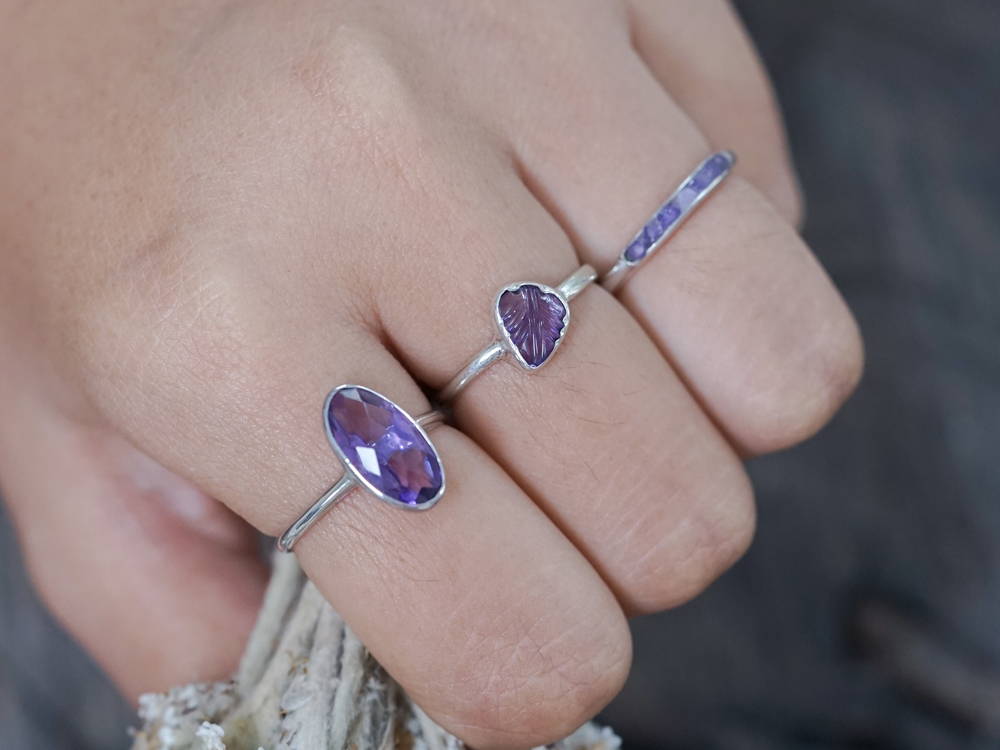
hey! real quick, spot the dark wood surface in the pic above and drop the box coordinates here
[2,1,998,747]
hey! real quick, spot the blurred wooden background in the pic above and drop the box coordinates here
[2,1,999,747]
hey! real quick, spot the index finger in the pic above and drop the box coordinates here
[76,289,630,749]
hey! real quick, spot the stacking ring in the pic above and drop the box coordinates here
[277,385,446,552]
[437,265,597,403]
[601,150,735,292]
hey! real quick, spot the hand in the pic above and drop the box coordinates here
[0,1,861,747]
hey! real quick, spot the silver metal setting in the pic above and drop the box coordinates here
[277,385,445,553]
[555,264,598,300]
[322,386,446,513]
[437,264,597,403]
[601,150,736,293]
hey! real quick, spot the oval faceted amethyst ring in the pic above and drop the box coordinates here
[437,265,597,403]
[601,150,735,293]
[277,385,445,552]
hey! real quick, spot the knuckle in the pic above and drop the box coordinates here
[70,241,251,409]
[440,608,631,748]
[810,314,865,420]
[746,311,865,455]
[625,461,756,614]
[290,23,426,169]
[63,234,321,465]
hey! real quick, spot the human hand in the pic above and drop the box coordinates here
[0,1,861,747]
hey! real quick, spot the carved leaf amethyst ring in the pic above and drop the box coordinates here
[601,150,735,292]
[277,385,445,552]
[437,264,597,403]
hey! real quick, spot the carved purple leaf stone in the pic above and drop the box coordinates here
[497,283,567,368]
[326,386,443,508]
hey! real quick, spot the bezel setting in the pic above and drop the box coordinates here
[493,281,571,371]
[323,384,446,511]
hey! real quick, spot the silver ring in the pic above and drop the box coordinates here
[437,264,597,403]
[277,385,446,553]
[601,150,735,293]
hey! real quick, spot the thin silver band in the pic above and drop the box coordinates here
[601,150,735,293]
[554,264,598,300]
[277,410,444,553]
[437,264,597,403]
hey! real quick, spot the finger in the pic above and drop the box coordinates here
[0,388,267,701]
[483,25,862,456]
[627,0,804,225]
[70,281,630,748]
[367,131,755,615]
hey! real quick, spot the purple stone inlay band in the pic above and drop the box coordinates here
[621,150,734,264]
[326,386,443,508]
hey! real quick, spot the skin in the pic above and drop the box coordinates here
[0,1,862,747]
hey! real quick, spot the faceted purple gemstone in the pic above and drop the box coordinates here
[497,283,567,368]
[326,386,443,508]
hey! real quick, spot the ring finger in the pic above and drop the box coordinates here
[479,12,863,456]
[369,115,755,615]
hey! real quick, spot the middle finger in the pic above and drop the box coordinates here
[373,114,754,614]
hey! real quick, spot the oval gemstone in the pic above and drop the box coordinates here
[326,386,443,508]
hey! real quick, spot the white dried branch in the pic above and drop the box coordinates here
[130,553,620,750]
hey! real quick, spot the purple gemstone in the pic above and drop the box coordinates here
[674,185,701,212]
[690,153,731,189]
[624,236,649,262]
[497,283,567,368]
[619,153,731,265]
[642,224,661,247]
[656,202,682,231]
[326,386,443,508]
[644,216,665,240]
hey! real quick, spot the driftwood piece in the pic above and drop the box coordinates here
[130,552,620,749]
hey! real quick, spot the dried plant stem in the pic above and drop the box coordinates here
[130,553,620,750]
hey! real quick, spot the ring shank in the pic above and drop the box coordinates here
[556,264,598,301]
[437,341,505,404]
[277,473,355,552]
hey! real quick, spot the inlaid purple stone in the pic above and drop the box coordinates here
[497,283,567,368]
[625,200,683,262]
[657,201,682,231]
[624,235,650,262]
[326,386,443,508]
[620,152,733,264]
[690,153,730,189]
[674,185,701,212]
